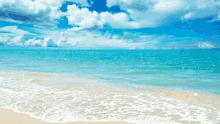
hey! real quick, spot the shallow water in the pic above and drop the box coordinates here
[0,47,220,94]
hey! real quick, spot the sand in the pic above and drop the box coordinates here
[1,71,220,124]
[0,109,128,124]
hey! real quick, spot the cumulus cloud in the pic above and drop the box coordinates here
[0,34,23,46]
[1,0,220,29]
[70,0,183,29]
[67,4,102,30]
[0,26,216,50]
[0,26,33,46]
[1,25,214,50]
[99,12,149,29]
[105,0,220,27]
[0,25,149,49]
[105,0,184,27]
[198,42,215,49]
[24,37,58,47]
[24,38,43,47]
[0,0,91,26]
[0,0,58,26]
[20,29,158,49]
[43,37,58,47]
[0,26,59,47]
[67,4,153,30]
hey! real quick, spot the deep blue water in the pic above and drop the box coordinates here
[0,47,220,94]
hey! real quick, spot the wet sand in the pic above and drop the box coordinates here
[0,109,128,124]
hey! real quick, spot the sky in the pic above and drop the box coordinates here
[0,0,220,49]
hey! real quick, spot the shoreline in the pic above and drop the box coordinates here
[0,71,220,124]
[0,109,129,124]
[1,70,219,96]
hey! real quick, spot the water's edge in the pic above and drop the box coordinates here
[0,71,219,124]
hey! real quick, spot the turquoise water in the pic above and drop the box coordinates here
[0,47,220,94]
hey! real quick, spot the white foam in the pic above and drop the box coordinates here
[0,73,219,124]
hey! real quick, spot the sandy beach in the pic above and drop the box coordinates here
[1,0,220,122]
[0,72,220,124]
[0,109,128,124]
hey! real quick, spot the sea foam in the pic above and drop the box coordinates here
[0,72,219,124]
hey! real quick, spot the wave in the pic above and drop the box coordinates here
[0,72,219,124]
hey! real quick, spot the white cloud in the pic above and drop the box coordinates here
[0,35,12,46]
[106,0,157,11]
[0,26,32,35]
[34,0,90,7]
[0,26,61,47]
[106,0,220,27]
[1,0,220,29]
[0,26,149,49]
[0,0,91,26]
[42,37,58,47]
[24,38,43,47]
[67,4,102,30]
[0,26,33,46]
[24,37,58,47]
[67,4,153,30]
[0,0,56,26]
[180,0,220,21]
[56,31,143,49]
[106,0,185,27]
[26,29,155,49]
[57,32,79,47]
[107,0,184,13]
[198,42,215,49]
[9,36,23,46]
[153,0,183,12]
[99,12,150,29]
[0,35,23,46]
[0,26,216,50]
[181,12,196,20]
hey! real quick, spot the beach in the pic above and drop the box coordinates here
[1,0,220,123]
[0,71,219,124]
[0,48,220,124]
[0,108,129,124]
[1,107,218,124]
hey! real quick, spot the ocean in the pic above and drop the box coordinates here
[0,47,220,123]
[0,47,219,94]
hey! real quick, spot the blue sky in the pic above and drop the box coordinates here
[0,0,220,49]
